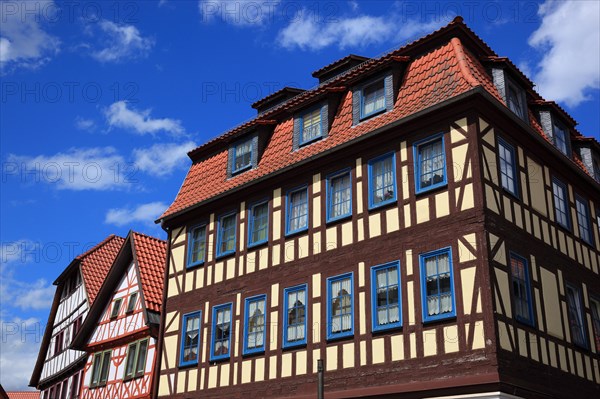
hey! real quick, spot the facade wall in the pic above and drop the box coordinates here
[40,276,88,398]
[157,115,501,397]
[479,115,600,397]
[81,262,155,399]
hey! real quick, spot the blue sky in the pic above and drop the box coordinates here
[1,0,598,390]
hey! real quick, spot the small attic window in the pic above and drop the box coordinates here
[293,102,329,150]
[507,82,525,119]
[553,122,569,155]
[227,135,259,177]
[352,73,394,125]
[593,158,600,182]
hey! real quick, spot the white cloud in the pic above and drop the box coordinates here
[6,147,133,191]
[0,0,60,73]
[198,0,279,26]
[90,20,154,63]
[132,141,195,177]
[278,10,442,51]
[0,317,44,390]
[105,101,185,136]
[105,201,168,226]
[528,0,600,107]
[74,116,96,131]
[0,278,54,311]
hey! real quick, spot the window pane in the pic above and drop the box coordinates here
[510,254,532,323]
[554,124,568,154]
[182,314,200,363]
[499,140,516,195]
[91,354,102,385]
[302,108,322,143]
[190,226,206,264]
[135,340,148,375]
[286,287,306,344]
[423,250,453,318]
[250,202,269,244]
[553,181,569,228]
[566,286,586,346]
[111,299,121,318]
[362,80,385,116]
[234,139,252,171]
[418,139,445,190]
[374,265,400,327]
[246,298,266,351]
[219,214,236,254]
[371,155,395,206]
[330,277,352,334]
[576,198,591,243]
[125,343,137,377]
[590,299,600,352]
[329,172,351,219]
[127,292,137,313]
[213,306,231,358]
[508,86,523,118]
[289,189,308,232]
[100,352,111,383]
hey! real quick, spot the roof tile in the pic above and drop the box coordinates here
[132,232,167,313]
[79,235,125,303]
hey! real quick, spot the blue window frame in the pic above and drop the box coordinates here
[243,295,267,355]
[283,284,307,348]
[232,138,253,174]
[327,273,353,340]
[179,311,201,367]
[420,247,455,323]
[216,212,236,258]
[326,169,352,222]
[360,79,386,119]
[286,186,308,235]
[371,262,402,331]
[509,253,534,326]
[300,107,323,146]
[565,284,588,348]
[498,137,518,197]
[575,195,592,244]
[414,134,447,194]
[552,178,570,230]
[210,303,232,361]
[248,201,269,247]
[553,123,568,155]
[187,224,207,268]
[368,153,397,209]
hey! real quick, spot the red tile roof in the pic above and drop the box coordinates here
[131,232,167,313]
[158,17,592,222]
[5,392,40,399]
[79,234,125,303]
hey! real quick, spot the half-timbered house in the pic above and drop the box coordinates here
[71,231,166,399]
[29,235,124,399]
[154,17,600,399]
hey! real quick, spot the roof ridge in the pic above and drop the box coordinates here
[75,234,123,260]
[131,230,166,244]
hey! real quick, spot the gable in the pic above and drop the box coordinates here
[88,261,146,345]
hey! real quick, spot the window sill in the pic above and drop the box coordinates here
[186,261,205,270]
[372,323,403,334]
[359,107,386,122]
[326,332,354,342]
[282,341,307,351]
[178,360,199,369]
[326,213,352,225]
[215,251,236,260]
[247,239,268,250]
[368,197,397,211]
[501,186,520,201]
[242,349,265,358]
[415,182,448,196]
[298,135,323,148]
[209,355,230,363]
[231,165,252,176]
[285,227,309,238]
[422,313,456,324]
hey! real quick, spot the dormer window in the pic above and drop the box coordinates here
[489,66,528,122]
[352,73,394,125]
[593,158,600,182]
[227,135,258,177]
[361,79,386,118]
[300,107,322,145]
[507,82,525,119]
[294,103,329,150]
[232,138,253,173]
[553,122,569,155]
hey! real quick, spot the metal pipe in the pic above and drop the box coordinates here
[317,359,324,399]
